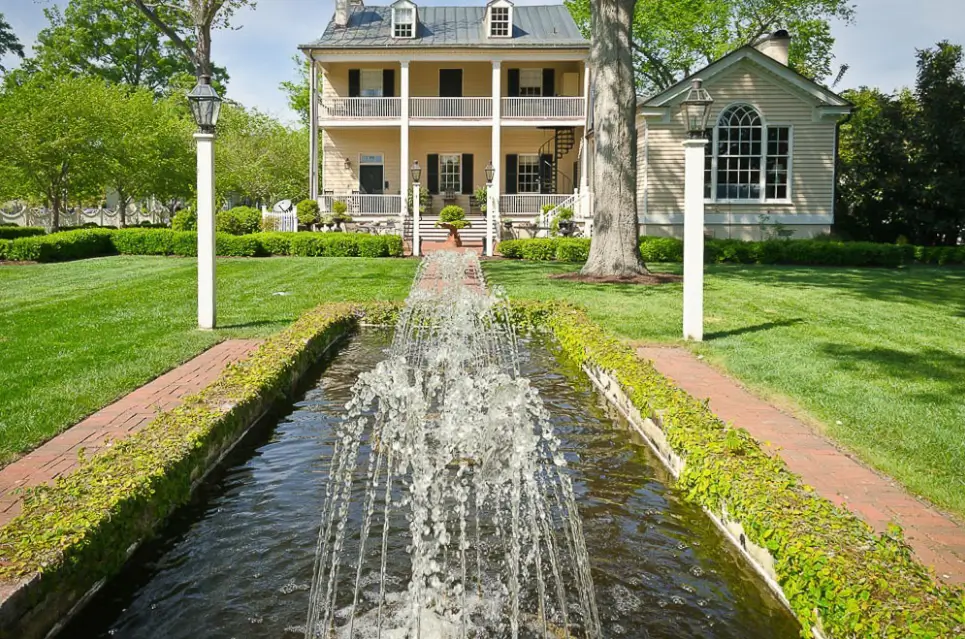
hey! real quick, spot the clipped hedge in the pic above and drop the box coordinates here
[289,232,403,258]
[215,206,262,236]
[514,301,965,638]
[0,226,45,240]
[497,237,965,268]
[0,239,10,260]
[0,304,363,636]
[5,229,115,262]
[110,228,259,257]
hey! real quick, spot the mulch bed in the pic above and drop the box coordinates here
[549,272,682,286]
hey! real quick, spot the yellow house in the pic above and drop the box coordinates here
[632,32,853,240]
[300,2,851,250]
[300,0,590,251]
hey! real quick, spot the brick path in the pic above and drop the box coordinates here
[638,346,965,585]
[0,340,261,528]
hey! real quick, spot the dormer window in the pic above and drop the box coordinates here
[392,1,416,39]
[487,0,513,38]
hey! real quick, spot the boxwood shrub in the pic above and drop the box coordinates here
[498,236,962,268]
[0,239,10,260]
[111,228,175,255]
[289,232,402,258]
[0,226,45,240]
[5,229,115,262]
[215,206,262,236]
[514,301,965,638]
[250,232,294,256]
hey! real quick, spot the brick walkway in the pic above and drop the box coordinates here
[637,346,965,584]
[0,340,261,527]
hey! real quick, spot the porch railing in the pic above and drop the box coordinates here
[500,194,572,216]
[410,97,492,119]
[320,194,403,216]
[501,97,585,120]
[319,97,402,120]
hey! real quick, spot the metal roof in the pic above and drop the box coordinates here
[301,4,589,50]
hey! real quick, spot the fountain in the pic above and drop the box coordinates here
[304,252,601,639]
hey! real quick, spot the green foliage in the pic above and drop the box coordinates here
[297,199,320,226]
[436,205,469,230]
[215,206,262,235]
[0,239,10,260]
[250,232,293,256]
[279,55,311,125]
[288,233,401,258]
[5,229,115,262]
[216,233,260,257]
[549,207,575,236]
[328,200,354,225]
[837,42,965,246]
[110,228,175,255]
[564,0,854,93]
[171,208,197,231]
[0,302,358,598]
[473,186,489,213]
[0,226,45,240]
[498,237,958,268]
[517,302,965,638]
[0,12,24,72]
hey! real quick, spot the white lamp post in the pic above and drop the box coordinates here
[411,161,422,257]
[680,79,714,341]
[485,160,496,256]
[187,75,222,330]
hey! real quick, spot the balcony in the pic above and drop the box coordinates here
[410,97,492,120]
[319,97,402,121]
[502,97,585,121]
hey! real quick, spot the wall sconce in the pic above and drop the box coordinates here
[344,158,352,170]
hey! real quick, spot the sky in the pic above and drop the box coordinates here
[2,0,964,124]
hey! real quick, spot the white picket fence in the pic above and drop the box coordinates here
[261,207,298,232]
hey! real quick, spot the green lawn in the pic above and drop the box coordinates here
[485,260,965,519]
[0,256,417,464]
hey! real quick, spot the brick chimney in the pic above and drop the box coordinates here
[754,30,791,66]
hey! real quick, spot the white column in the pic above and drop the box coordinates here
[489,61,502,257]
[195,132,216,330]
[413,183,421,257]
[683,138,708,341]
[581,63,591,191]
[400,61,410,230]
[309,56,319,200]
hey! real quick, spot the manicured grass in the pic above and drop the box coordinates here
[0,256,417,464]
[485,260,965,519]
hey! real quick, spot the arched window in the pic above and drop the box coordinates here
[705,104,791,202]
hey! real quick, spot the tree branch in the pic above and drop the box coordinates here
[129,0,199,72]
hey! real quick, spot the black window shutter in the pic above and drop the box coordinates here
[542,69,555,97]
[461,154,474,194]
[539,154,554,194]
[507,69,520,98]
[427,154,440,195]
[505,155,518,195]
[348,69,361,97]
[382,69,395,97]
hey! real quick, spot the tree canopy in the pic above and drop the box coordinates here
[836,41,965,246]
[31,0,226,94]
[565,0,855,94]
[280,55,311,126]
[0,11,24,72]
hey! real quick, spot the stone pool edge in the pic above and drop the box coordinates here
[0,303,368,639]
[512,300,965,639]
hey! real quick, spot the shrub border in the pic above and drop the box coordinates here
[0,303,374,639]
[512,301,965,639]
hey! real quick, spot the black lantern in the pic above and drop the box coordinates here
[187,75,222,134]
[485,160,495,184]
[410,160,422,184]
[680,79,714,138]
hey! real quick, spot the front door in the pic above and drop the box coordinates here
[359,164,384,195]
[439,69,463,97]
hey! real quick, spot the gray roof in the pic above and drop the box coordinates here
[301,4,589,50]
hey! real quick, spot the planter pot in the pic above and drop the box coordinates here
[441,223,463,248]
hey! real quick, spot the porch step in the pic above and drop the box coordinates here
[417,215,488,243]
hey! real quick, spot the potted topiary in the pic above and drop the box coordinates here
[296,198,320,231]
[330,200,354,232]
[436,204,470,248]
[550,207,575,236]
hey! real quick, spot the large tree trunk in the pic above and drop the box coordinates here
[581,0,649,277]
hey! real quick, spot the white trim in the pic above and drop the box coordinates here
[391,2,417,39]
[643,48,852,109]
[639,213,833,225]
[487,0,513,39]
[308,51,588,63]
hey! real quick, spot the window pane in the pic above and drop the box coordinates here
[491,6,510,36]
[519,69,542,97]
[360,69,383,97]
[713,104,764,200]
[764,126,790,200]
[518,155,540,193]
[441,154,461,192]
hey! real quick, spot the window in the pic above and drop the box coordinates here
[441,154,461,192]
[519,69,542,97]
[703,104,792,202]
[393,6,415,38]
[517,154,540,193]
[360,69,383,97]
[490,6,511,37]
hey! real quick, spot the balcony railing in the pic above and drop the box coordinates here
[500,194,572,215]
[320,194,403,216]
[501,97,585,120]
[410,97,492,119]
[319,98,401,120]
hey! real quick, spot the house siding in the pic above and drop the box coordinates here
[639,59,837,238]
